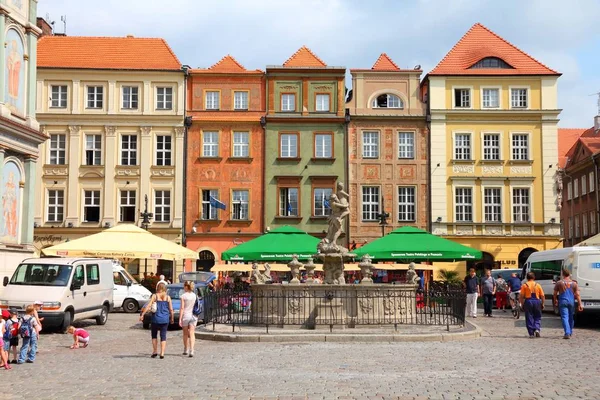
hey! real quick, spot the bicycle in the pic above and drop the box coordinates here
[509,291,521,319]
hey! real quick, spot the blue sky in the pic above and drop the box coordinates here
[38,0,600,127]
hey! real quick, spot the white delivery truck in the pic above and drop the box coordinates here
[523,247,600,314]
[0,258,114,332]
[112,261,151,313]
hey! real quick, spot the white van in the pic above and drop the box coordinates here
[112,262,151,313]
[524,247,600,314]
[0,258,114,332]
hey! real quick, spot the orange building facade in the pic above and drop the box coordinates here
[185,56,266,270]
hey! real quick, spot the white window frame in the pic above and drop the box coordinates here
[281,94,296,112]
[202,131,219,157]
[280,133,298,158]
[362,131,379,159]
[119,190,137,223]
[205,91,220,110]
[233,132,250,158]
[314,133,332,158]
[120,135,137,166]
[574,178,579,198]
[512,187,531,223]
[154,190,171,223]
[156,87,173,110]
[201,189,219,220]
[315,94,330,112]
[231,190,249,220]
[590,173,595,193]
[86,85,104,109]
[361,186,380,222]
[455,187,473,222]
[454,133,472,160]
[481,132,501,161]
[591,211,596,235]
[569,216,573,239]
[50,85,68,108]
[481,87,501,109]
[279,187,299,217]
[156,135,172,166]
[82,190,101,223]
[313,187,332,217]
[584,214,589,237]
[47,189,64,223]
[122,85,139,109]
[483,187,502,222]
[575,215,581,238]
[510,132,530,161]
[398,132,415,159]
[233,91,248,110]
[84,134,102,166]
[582,176,587,195]
[452,86,473,109]
[567,181,573,200]
[49,134,66,165]
[397,186,416,222]
[509,86,529,109]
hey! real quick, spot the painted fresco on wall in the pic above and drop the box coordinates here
[5,29,26,116]
[4,0,29,20]
[1,161,21,244]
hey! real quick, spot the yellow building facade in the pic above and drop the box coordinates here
[428,24,562,274]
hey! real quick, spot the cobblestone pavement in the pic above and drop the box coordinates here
[5,309,600,399]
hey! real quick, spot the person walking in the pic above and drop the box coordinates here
[480,269,496,317]
[18,305,38,364]
[495,275,508,312]
[553,268,583,339]
[463,268,479,318]
[179,281,198,357]
[520,272,545,338]
[140,282,173,359]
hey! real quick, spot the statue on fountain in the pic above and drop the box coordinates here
[250,262,272,284]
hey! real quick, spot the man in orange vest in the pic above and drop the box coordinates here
[519,272,544,338]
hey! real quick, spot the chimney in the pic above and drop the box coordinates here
[126,35,134,38]
[595,115,600,132]
[36,17,54,37]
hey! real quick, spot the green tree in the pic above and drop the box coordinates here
[437,269,461,284]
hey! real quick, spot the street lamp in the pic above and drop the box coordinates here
[376,195,390,237]
[140,194,153,231]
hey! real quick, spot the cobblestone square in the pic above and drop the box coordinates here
[6,311,600,399]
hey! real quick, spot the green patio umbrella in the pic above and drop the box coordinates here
[221,225,320,262]
[354,226,482,262]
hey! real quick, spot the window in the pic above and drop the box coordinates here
[582,176,587,195]
[470,57,512,69]
[484,188,502,222]
[279,188,299,216]
[73,265,84,287]
[511,88,528,108]
[512,188,530,222]
[314,188,332,217]
[483,134,500,160]
[154,191,171,222]
[454,88,470,108]
[315,94,330,112]
[47,190,64,222]
[314,133,332,158]
[574,178,579,198]
[454,134,471,160]
[455,188,473,222]
[362,132,379,158]
[234,91,248,110]
[590,173,595,192]
[51,85,67,108]
[398,132,415,159]
[530,260,562,280]
[591,211,596,235]
[86,86,103,108]
[205,91,220,110]
[83,190,101,222]
[372,94,402,109]
[398,186,416,222]
[280,133,298,158]
[49,134,66,165]
[567,182,573,200]
[231,190,249,220]
[584,215,588,237]
[85,135,102,165]
[575,215,580,238]
[482,88,499,108]
[511,134,529,160]
[362,186,380,221]
[569,217,573,239]
[202,131,219,157]
[156,87,173,110]
[121,135,137,166]
[120,190,136,222]
[201,189,219,220]
[122,86,138,109]
[281,94,296,112]
[156,135,172,166]
[86,264,100,285]
[233,132,249,158]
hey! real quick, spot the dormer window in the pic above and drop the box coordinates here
[470,57,512,69]
[372,94,403,109]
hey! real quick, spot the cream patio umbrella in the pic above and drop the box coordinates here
[575,233,600,247]
[42,224,198,261]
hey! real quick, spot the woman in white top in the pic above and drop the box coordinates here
[179,281,198,357]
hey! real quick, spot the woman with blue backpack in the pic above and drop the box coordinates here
[139,282,173,359]
[179,281,200,358]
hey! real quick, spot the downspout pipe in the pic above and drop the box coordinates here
[425,80,433,233]
[182,65,191,269]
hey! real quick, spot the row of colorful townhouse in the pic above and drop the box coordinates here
[27,19,563,278]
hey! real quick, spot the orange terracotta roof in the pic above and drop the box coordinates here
[559,128,587,168]
[580,137,600,154]
[37,36,181,71]
[283,46,327,68]
[429,23,559,76]
[191,55,263,74]
[372,53,400,71]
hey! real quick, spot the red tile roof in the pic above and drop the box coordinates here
[372,53,400,71]
[580,137,600,154]
[191,55,262,74]
[283,46,327,67]
[559,128,587,168]
[429,23,559,76]
[37,36,181,71]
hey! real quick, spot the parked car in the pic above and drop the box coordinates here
[142,283,209,329]
[112,262,151,313]
[178,271,216,285]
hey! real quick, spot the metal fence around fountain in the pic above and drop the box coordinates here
[204,282,466,332]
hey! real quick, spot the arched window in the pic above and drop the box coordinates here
[196,250,216,272]
[470,57,512,69]
[371,94,403,109]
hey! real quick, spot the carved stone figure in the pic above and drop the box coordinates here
[288,255,302,284]
[406,262,421,285]
[304,258,316,283]
[359,254,374,284]
[250,262,272,284]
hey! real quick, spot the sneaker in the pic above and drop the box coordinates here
[189,351,194,358]
[563,334,570,339]
[25,360,33,364]
[10,360,17,364]
[473,315,477,318]
[529,335,534,339]
[534,330,541,338]
[183,350,188,356]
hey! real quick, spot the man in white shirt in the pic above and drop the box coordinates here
[156,275,168,289]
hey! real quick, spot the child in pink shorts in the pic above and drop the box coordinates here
[67,326,90,349]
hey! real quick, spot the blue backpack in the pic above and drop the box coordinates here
[2,320,14,341]
[19,317,33,338]
[192,294,203,317]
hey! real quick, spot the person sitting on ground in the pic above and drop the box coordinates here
[67,326,90,349]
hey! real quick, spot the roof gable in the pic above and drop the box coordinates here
[429,23,559,76]
[559,128,587,168]
[209,55,247,72]
[37,36,181,71]
[565,137,600,169]
[372,53,400,71]
[283,46,326,67]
